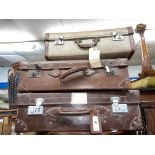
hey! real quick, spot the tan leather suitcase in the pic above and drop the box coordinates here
[45,27,135,60]
[13,58,130,92]
[15,90,144,134]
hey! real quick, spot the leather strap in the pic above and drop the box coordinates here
[58,108,92,115]
[59,67,86,81]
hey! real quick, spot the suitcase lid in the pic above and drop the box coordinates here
[12,58,128,70]
[45,27,134,41]
[16,90,140,106]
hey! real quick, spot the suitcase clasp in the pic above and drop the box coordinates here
[28,98,44,115]
[104,66,115,75]
[111,97,128,113]
[54,36,64,45]
[112,32,123,41]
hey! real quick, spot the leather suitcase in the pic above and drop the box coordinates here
[14,58,130,92]
[15,90,144,134]
[45,27,135,60]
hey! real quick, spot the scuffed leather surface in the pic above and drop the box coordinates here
[15,90,144,133]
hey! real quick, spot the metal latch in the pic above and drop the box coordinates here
[54,36,64,45]
[112,32,124,41]
[28,64,42,78]
[111,97,128,113]
[105,66,111,73]
[105,66,114,75]
[28,98,44,115]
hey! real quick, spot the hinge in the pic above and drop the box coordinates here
[28,98,44,115]
[111,97,128,113]
[54,36,64,45]
[112,32,124,41]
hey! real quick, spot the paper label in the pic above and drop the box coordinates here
[92,116,100,131]
[0,118,3,123]
[89,47,102,68]
[70,93,87,104]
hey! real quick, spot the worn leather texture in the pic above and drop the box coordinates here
[14,59,130,92]
[45,27,135,60]
[15,90,144,134]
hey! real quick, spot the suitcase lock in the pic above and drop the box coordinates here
[105,66,115,75]
[112,32,123,41]
[54,36,64,45]
[28,98,44,115]
[111,97,128,113]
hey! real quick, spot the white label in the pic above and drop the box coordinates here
[28,106,44,115]
[0,118,3,123]
[92,116,100,131]
[70,93,87,104]
[89,47,102,68]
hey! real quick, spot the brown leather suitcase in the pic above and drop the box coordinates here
[14,58,130,92]
[45,27,135,60]
[15,90,144,134]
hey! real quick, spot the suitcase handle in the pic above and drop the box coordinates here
[60,67,97,81]
[58,108,103,134]
[60,67,86,81]
[75,38,99,48]
[58,108,93,115]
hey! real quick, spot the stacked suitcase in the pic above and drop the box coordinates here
[9,26,144,134]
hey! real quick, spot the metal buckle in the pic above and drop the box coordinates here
[111,97,128,113]
[28,98,44,115]
[54,36,64,45]
[112,32,123,41]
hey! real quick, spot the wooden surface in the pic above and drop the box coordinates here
[140,90,155,135]
[143,108,155,135]
[140,91,155,102]
[0,116,13,135]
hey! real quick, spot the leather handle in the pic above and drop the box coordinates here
[47,107,102,134]
[59,67,86,81]
[75,38,99,48]
[58,108,92,115]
